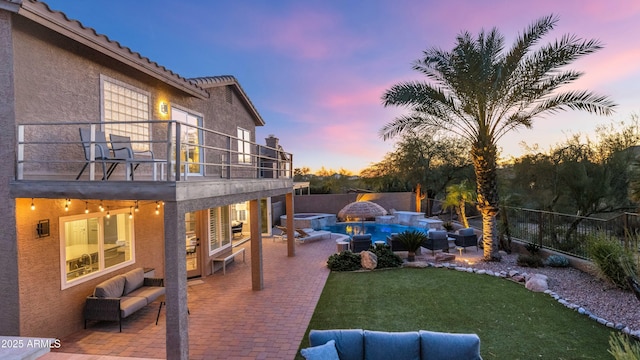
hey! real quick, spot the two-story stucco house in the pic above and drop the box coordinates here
[0,1,297,359]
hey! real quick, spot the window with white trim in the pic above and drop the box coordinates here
[237,127,251,164]
[59,208,135,289]
[209,206,231,255]
[101,75,151,151]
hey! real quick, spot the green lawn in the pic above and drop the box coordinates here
[297,267,615,359]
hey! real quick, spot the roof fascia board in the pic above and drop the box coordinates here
[0,0,22,12]
[17,1,208,99]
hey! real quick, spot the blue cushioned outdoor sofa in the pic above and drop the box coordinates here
[302,329,482,360]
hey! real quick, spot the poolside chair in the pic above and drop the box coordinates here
[451,228,479,252]
[231,222,243,238]
[388,233,408,252]
[423,230,449,255]
[77,128,125,180]
[295,228,331,243]
[273,225,296,242]
[350,234,372,252]
[109,134,156,180]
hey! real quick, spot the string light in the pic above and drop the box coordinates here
[30,198,35,211]
[50,199,161,216]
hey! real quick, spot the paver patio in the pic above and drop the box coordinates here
[40,233,485,359]
[41,235,337,360]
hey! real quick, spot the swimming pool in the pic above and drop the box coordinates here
[322,222,427,243]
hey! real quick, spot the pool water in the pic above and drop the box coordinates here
[322,222,427,243]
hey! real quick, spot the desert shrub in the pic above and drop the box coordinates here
[525,242,541,255]
[545,254,570,268]
[609,332,640,360]
[370,244,403,269]
[587,233,637,290]
[517,254,544,268]
[327,251,361,271]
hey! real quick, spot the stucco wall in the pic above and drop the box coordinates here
[0,10,20,336]
[16,198,165,337]
[9,15,265,338]
[12,16,260,179]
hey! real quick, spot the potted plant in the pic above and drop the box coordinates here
[396,230,428,262]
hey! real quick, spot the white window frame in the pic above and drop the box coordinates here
[100,74,151,151]
[209,206,231,256]
[172,106,204,176]
[237,127,252,164]
[59,208,136,290]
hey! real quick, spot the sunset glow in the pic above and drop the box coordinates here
[45,0,640,173]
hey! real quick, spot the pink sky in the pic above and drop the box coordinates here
[45,0,640,173]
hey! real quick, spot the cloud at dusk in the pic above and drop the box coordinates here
[44,0,640,174]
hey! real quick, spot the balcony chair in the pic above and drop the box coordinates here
[451,228,479,252]
[77,128,126,180]
[109,134,156,180]
[423,230,449,255]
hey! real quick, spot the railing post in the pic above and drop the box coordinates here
[17,125,24,180]
[226,137,231,179]
[166,121,173,181]
[174,122,181,181]
[89,124,96,181]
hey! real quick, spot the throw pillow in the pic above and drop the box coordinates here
[300,339,340,360]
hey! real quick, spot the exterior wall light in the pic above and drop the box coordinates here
[159,102,168,115]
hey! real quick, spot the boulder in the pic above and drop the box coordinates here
[435,253,456,262]
[525,273,549,292]
[360,251,378,270]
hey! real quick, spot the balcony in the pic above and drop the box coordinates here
[12,121,293,201]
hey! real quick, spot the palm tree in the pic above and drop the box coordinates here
[442,180,476,228]
[380,14,616,261]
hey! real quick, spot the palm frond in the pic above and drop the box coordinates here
[532,90,617,116]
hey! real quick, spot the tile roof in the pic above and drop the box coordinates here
[190,76,265,126]
[11,0,210,99]
[4,1,268,125]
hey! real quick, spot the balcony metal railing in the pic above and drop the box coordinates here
[16,121,293,182]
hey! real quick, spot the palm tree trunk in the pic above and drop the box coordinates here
[458,200,469,228]
[472,142,501,261]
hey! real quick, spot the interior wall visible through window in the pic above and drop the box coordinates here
[59,208,135,289]
[100,75,151,151]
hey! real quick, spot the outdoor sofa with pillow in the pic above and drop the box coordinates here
[302,329,482,360]
[84,267,165,332]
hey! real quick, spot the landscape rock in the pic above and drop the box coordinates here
[525,273,549,292]
[511,275,525,283]
[360,251,378,270]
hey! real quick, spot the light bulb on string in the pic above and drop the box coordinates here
[30,198,35,211]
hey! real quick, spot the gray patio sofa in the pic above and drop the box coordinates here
[303,329,482,360]
[84,267,165,332]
